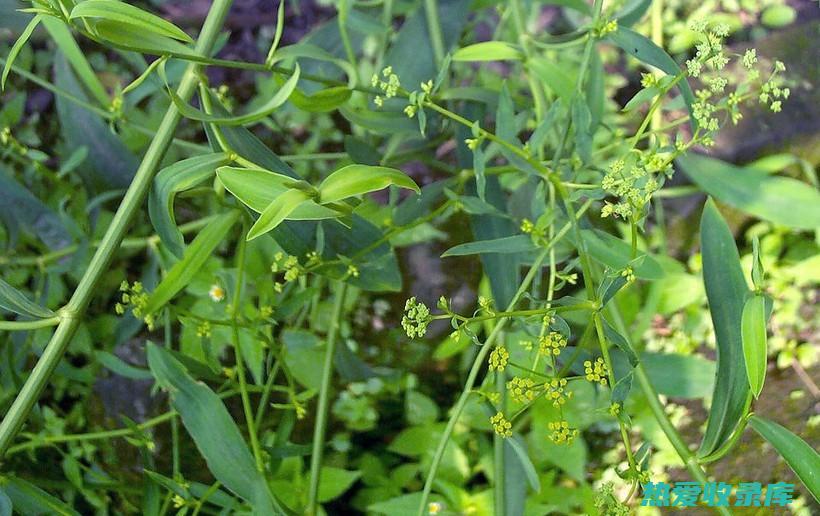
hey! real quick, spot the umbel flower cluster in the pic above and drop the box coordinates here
[401,299,606,447]
[600,20,789,222]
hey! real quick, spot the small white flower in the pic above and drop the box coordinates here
[208,284,225,302]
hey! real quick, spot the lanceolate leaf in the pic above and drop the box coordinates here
[69,1,193,43]
[741,295,768,398]
[748,415,820,503]
[247,189,313,241]
[441,235,536,257]
[143,211,239,314]
[146,343,284,514]
[453,42,524,62]
[317,165,419,204]
[169,65,301,126]
[2,15,41,91]
[698,198,751,457]
[677,153,820,229]
[289,85,352,113]
[0,277,55,319]
[91,20,200,58]
[216,167,339,220]
[608,27,697,131]
[149,153,232,258]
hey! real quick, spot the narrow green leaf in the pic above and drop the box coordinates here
[0,277,55,319]
[289,85,351,113]
[608,27,697,131]
[698,198,751,456]
[247,190,312,241]
[317,164,419,204]
[41,17,110,106]
[677,153,820,229]
[146,343,283,513]
[0,476,79,516]
[143,211,239,314]
[2,15,41,91]
[70,0,193,43]
[149,153,232,258]
[452,41,523,62]
[169,65,300,125]
[216,167,339,220]
[441,235,536,257]
[741,295,767,398]
[91,19,200,58]
[264,0,286,65]
[748,415,820,503]
[96,351,153,380]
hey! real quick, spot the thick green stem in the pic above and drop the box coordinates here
[307,282,347,515]
[0,0,235,460]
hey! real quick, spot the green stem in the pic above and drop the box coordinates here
[423,0,445,67]
[231,224,264,472]
[0,0,235,460]
[494,365,506,516]
[307,281,347,516]
[0,316,61,331]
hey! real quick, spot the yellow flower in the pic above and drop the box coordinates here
[488,346,509,372]
[490,412,512,438]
